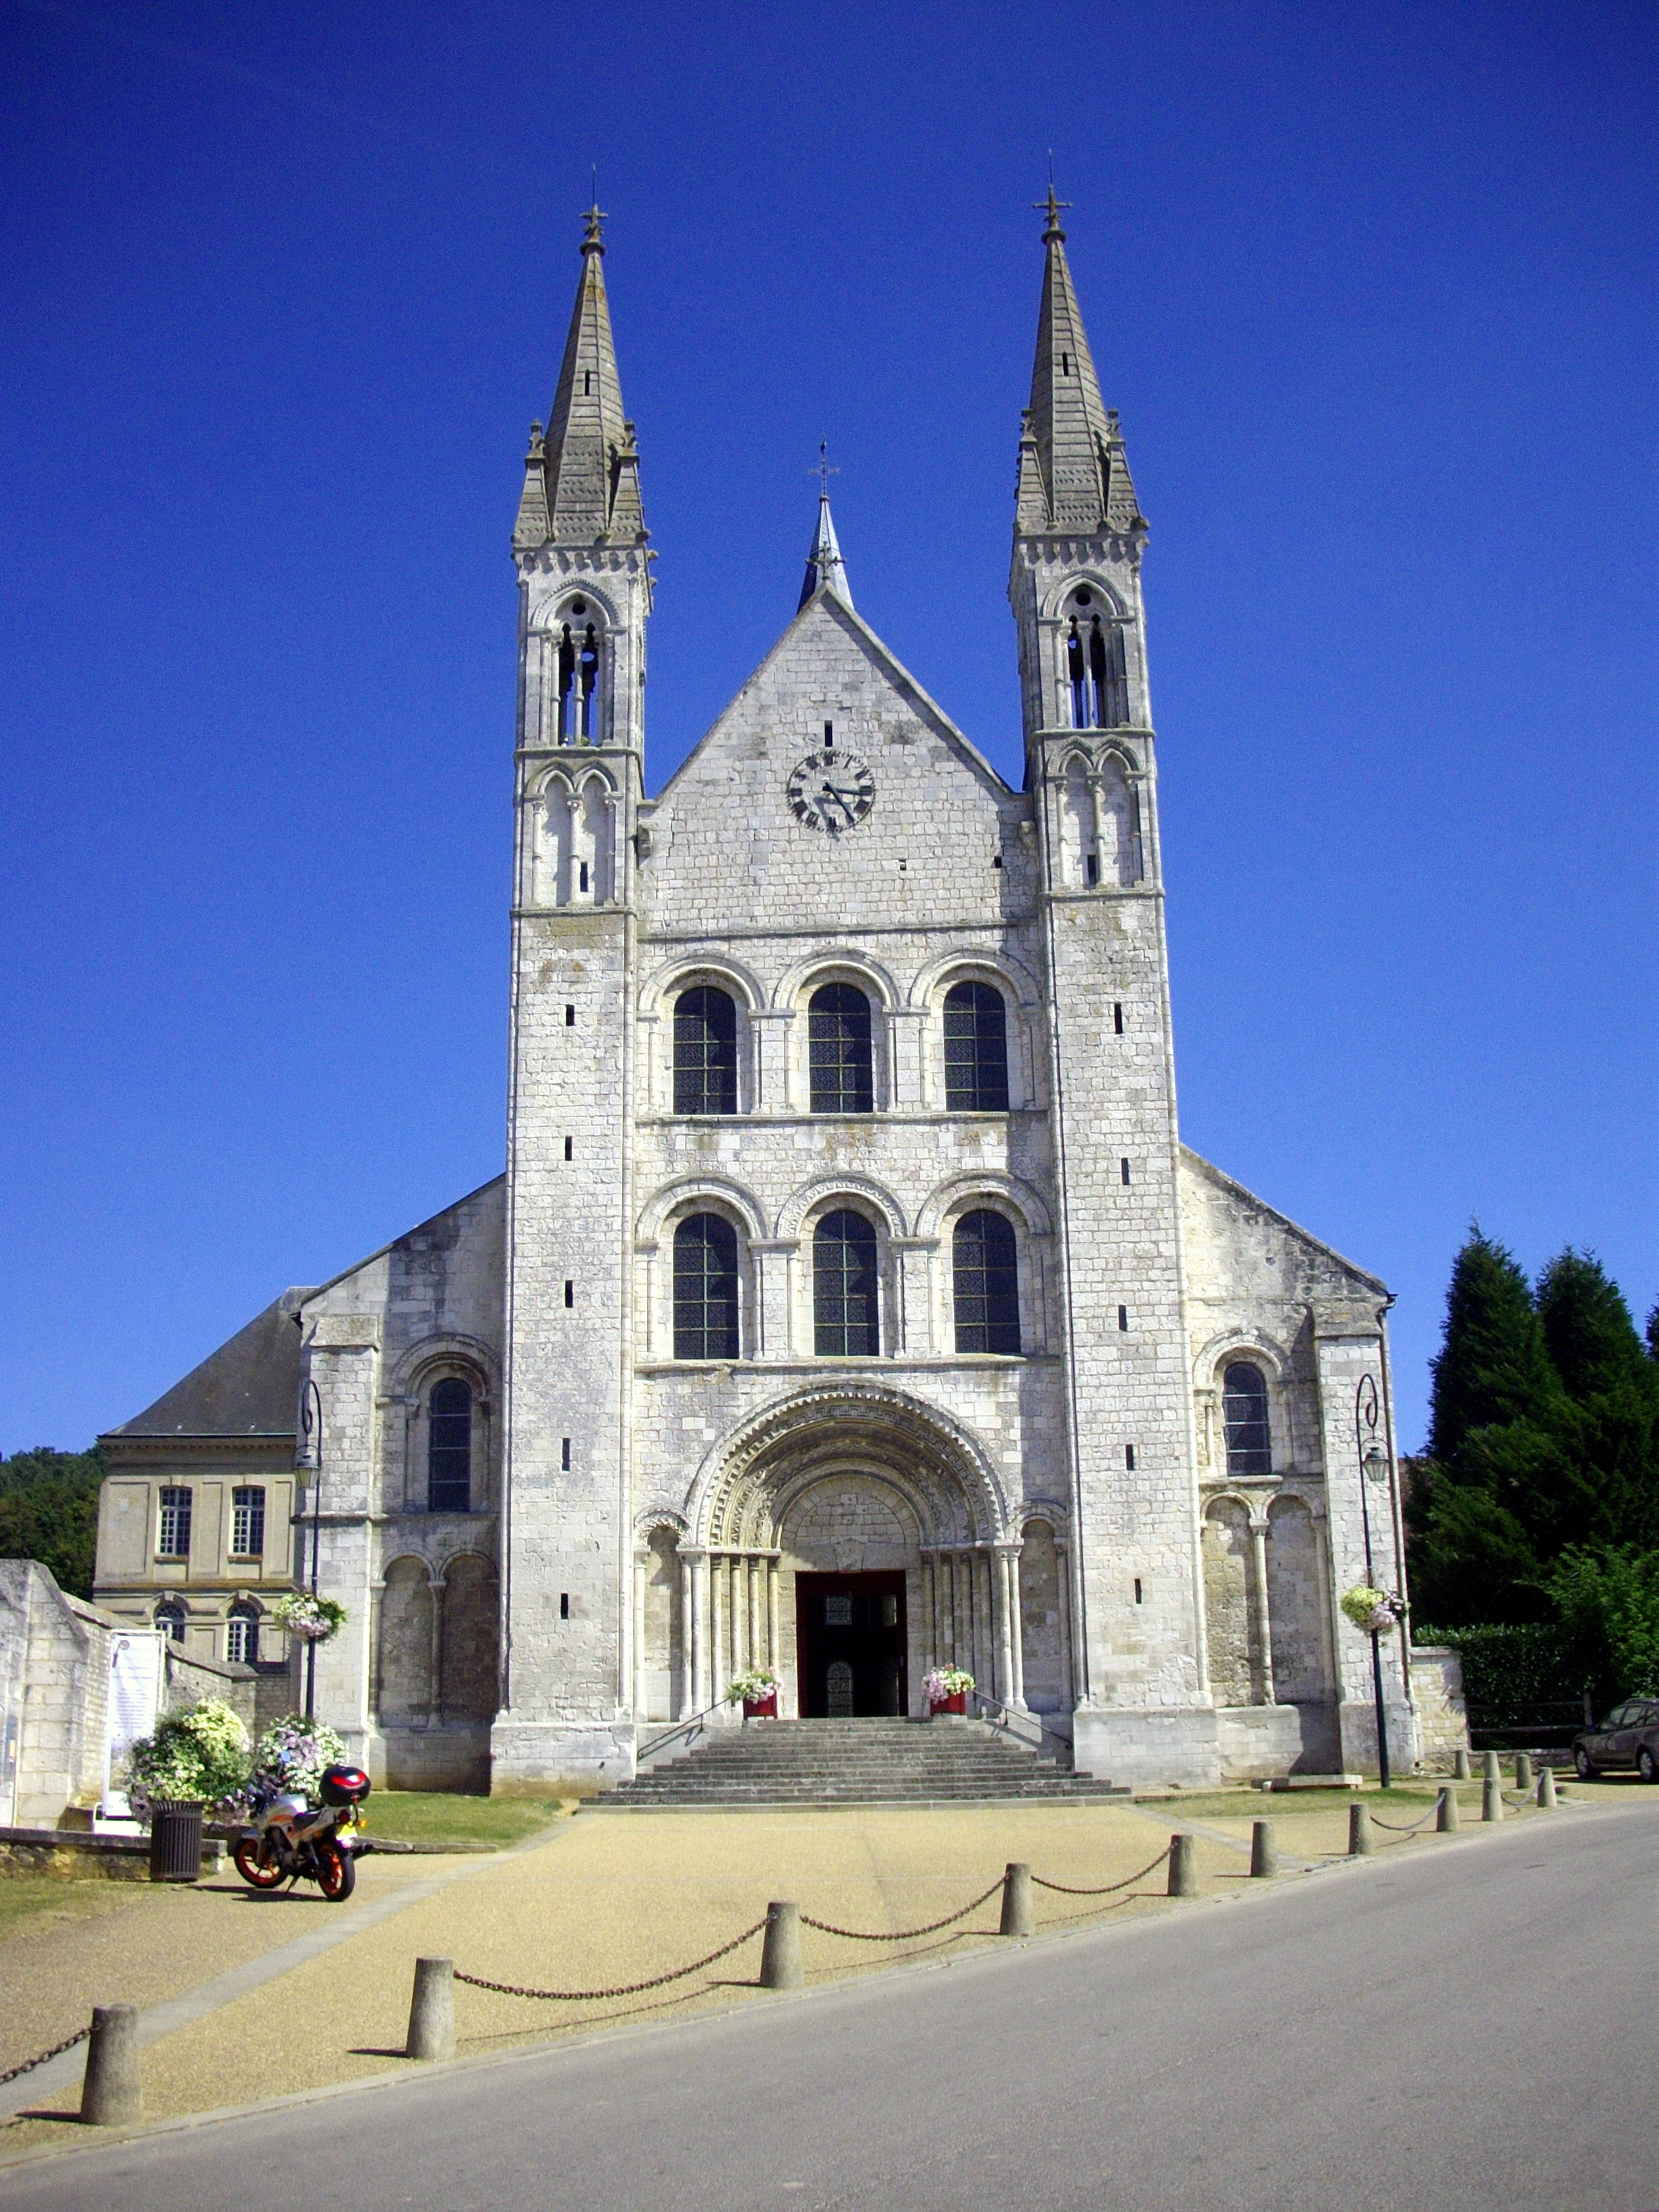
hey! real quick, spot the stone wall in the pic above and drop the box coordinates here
[1408,1645,1470,1766]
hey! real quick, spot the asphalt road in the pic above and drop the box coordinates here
[3,1803,1654,2212]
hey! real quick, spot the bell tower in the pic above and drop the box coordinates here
[1011,194,1217,1783]
[494,205,651,1790]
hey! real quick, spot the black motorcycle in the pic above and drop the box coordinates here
[232,1763,371,1902]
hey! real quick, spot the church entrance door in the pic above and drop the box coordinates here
[795,1572,907,1718]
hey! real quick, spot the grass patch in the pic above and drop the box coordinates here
[361,1792,568,1849]
[0,1875,146,1944]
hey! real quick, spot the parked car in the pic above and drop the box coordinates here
[1573,1700,1659,1780]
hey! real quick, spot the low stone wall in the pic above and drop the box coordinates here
[1409,1645,1471,1765]
[0,1827,226,1881]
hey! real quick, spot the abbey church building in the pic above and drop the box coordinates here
[94,203,1416,1793]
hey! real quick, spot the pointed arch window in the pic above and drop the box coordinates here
[814,1210,880,1357]
[673,1214,740,1360]
[673,987,738,1115]
[1223,1363,1272,1477]
[943,982,1010,1111]
[953,1210,1021,1355]
[808,985,874,1114]
[427,1378,472,1513]
[556,601,601,741]
[1065,591,1129,729]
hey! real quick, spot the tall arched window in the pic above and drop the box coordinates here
[808,985,874,1114]
[226,1601,260,1666]
[1064,590,1129,729]
[1223,1363,1272,1477]
[673,1214,740,1360]
[814,1210,880,1357]
[556,602,602,741]
[953,1211,1021,1355]
[943,982,1010,1111]
[673,987,738,1115]
[427,1378,472,1512]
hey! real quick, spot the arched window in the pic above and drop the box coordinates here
[814,1210,880,1357]
[953,1211,1021,1355]
[1064,590,1129,729]
[1223,1363,1272,1477]
[808,984,874,1114]
[226,1601,260,1666]
[155,1600,186,1643]
[673,987,738,1115]
[673,1214,740,1360]
[556,602,602,741]
[427,1378,472,1513]
[943,982,1010,1111]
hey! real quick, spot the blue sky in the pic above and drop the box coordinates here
[1,0,1654,1456]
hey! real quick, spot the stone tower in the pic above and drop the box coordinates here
[1010,192,1214,1781]
[493,207,652,1788]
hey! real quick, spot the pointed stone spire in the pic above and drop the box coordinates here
[516,204,646,552]
[798,490,852,609]
[1022,188,1143,536]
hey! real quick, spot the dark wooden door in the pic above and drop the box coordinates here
[795,1572,907,1718]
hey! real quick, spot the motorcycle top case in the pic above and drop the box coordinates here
[319,1763,372,1807]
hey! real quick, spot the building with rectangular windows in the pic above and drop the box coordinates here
[93,203,1416,1793]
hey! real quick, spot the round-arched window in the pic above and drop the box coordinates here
[428,1378,472,1513]
[1223,1363,1271,1477]
[814,1210,879,1357]
[673,1214,740,1360]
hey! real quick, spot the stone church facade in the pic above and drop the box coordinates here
[95,203,1418,1793]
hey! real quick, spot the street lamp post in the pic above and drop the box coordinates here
[300,1379,323,1722]
[1354,1372,1393,1788]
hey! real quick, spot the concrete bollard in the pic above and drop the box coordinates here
[1482,1776,1503,1822]
[80,2004,142,2127]
[1537,1766,1558,1809]
[1482,1750,1500,1783]
[1515,1752,1534,1790]
[1348,1803,1374,1857]
[1436,1784,1460,1832]
[1167,1832,1198,1898]
[1452,1747,1471,1780]
[1249,1819,1278,1879]
[405,1957,456,2063]
[759,1900,803,1990]
[999,1862,1034,1938]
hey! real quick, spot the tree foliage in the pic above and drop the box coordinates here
[0,1445,105,1599]
[1408,1232,1659,1656]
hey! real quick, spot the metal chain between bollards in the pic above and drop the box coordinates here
[454,1918,769,2003]
[1030,1846,1173,1897]
[800,1880,1005,1941]
[1368,1803,1442,1836]
[0,2026,90,2088]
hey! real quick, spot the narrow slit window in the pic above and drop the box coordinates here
[952,1210,1021,1355]
[1118,1305,1129,1332]
[1126,1445,1136,1471]
[560,1592,570,1619]
[579,861,590,894]
[565,1004,575,1026]
[560,1438,571,1471]
[1120,1158,1131,1185]
[1134,1578,1143,1605]
[1113,1003,1124,1034]
[823,720,834,750]
[564,1280,574,1308]
[564,1136,573,1161]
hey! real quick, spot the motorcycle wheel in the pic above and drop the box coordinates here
[315,1841,356,1902]
[233,1837,287,1890]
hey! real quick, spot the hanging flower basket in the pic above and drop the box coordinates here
[728,1668,779,1719]
[271,1592,347,1643]
[924,1667,974,1716]
[1340,1584,1404,1636]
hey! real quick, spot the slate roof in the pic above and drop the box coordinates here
[107,1288,310,1439]
[1019,201,1144,537]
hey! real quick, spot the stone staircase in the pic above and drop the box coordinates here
[592,1716,1130,1809]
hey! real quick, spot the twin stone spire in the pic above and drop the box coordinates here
[512,194,1142,579]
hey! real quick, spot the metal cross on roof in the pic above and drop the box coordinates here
[809,437,840,497]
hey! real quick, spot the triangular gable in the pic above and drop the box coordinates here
[1180,1146,1390,1298]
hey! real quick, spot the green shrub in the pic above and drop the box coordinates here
[1412,1622,1581,1709]
[125,1698,252,1818]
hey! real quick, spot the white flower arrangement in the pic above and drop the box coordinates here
[272,1591,348,1641]
[727,1668,780,1705]
[922,1667,975,1702]
[1340,1584,1404,1635]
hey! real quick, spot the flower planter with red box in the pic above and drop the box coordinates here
[742,1694,779,1719]
[928,1691,967,1717]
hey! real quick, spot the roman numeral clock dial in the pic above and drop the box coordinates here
[785,750,876,834]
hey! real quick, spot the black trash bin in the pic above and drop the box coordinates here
[149,1800,204,1883]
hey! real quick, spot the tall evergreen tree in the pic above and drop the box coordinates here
[1426,1229,1561,1462]
[1537,1250,1650,1401]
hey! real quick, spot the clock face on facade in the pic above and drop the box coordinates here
[785,750,876,834]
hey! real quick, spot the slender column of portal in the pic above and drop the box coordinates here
[766,1557,780,1674]
[930,1552,946,1667]
[749,1557,762,1676]
[685,1557,712,1707]
[948,1552,966,1669]
[919,1556,935,1679]
[677,1549,693,1719]
[632,1552,648,1718]
[427,1572,443,1727]
[979,1551,996,1697]
[991,1548,1012,1704]
[1248,1519,1276,1706]
[998,1542,1026,1708]
[1054,1538,1074,1704]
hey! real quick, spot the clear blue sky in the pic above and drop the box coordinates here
[2,0,1654,1457]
